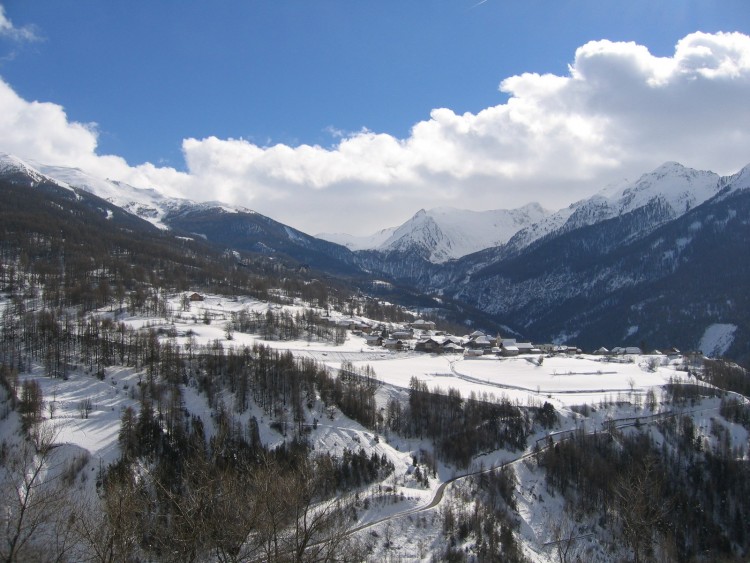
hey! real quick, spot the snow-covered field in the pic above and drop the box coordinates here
[9,292,746,562]
[342,352,688,410]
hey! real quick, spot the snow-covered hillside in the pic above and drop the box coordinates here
[6,289,747,561]
[321,204,551,263]
[0,152,61,187]
[0,153,255,231]
[32,161,185,229]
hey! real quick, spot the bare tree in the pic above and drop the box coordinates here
[249,455,363,562]
[0,423,74,562]
[611,456,672,563]
[287,460,356,562]
[78,397,93,419]
[71,475,145,563]
[547,507,582,563]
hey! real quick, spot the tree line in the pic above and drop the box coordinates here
[383,377,531,468]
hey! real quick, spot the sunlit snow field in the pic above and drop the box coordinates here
[18,292,695,466]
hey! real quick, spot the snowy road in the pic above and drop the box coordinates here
[344,405,722,541]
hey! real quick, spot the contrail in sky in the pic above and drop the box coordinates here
[470,0,489,8]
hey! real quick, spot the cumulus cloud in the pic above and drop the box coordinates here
[1,31,750,235]
[0,77,192,199]
[174,31,750,233]
[0,79,98,164]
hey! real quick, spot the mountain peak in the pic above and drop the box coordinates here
[374,205,552,262]
[505,161,727,255]
[619,162,720,213]
[653,161,686,172]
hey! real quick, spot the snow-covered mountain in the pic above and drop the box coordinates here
[503,162,722,256]
[323,163,720,266]
[0,153,179,228]
[444,160,750,358]
[320,204,551,263]
[0,153,366,276]
[30,161,183,230]
[0,153,261,232]
[0,153,57,187]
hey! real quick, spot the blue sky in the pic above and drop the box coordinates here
[1,2,750,234]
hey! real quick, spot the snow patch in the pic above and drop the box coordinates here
[284,226,306,243]
[698,323,737,357]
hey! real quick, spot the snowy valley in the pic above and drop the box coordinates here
[2,288,749,562]
[0,154,749,562]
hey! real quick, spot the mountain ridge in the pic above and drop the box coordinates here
[3,152,750,360]
[319,204,551,263]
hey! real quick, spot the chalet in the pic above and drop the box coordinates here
[464,348,484,358]
[516,342,536,354]
[612,346,642,355]
[390,329,414,340]
[409,319,437,331]
[466,332,495,351]
[364,335,383,347]
[414,337,444,353]
[384,338,404,351]
[189,293,204,302]
[330,317,364,330]
[594,347,610,355]
[501,339,519,357]
[353,321,374,333]
[477,335,495,348]
[442,342,465,354]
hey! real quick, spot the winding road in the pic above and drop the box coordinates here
[343,404,725,538]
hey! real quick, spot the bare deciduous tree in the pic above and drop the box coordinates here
[547,507,582,563]
[611,456,672,563]
[71,474,145,563]
[0,423,74,562]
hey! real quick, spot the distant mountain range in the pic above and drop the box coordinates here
[2,153,749,361]
[318,204,550,263]
[447,162,750,359]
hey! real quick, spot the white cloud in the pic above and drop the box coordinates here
[0,5,40,43]
[1,31,750,235]
[0,79,98,163]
